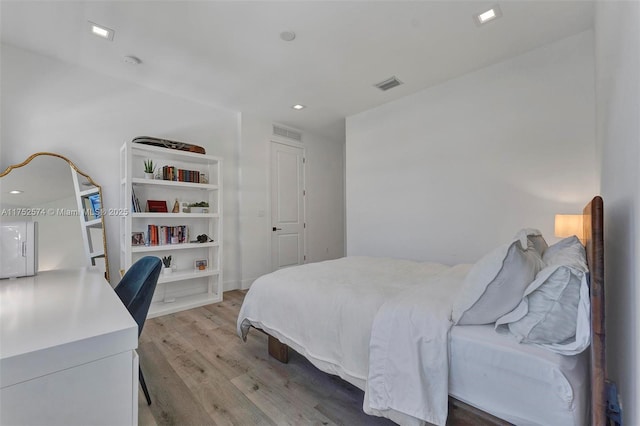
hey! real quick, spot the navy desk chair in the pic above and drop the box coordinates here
[114,256,162,406]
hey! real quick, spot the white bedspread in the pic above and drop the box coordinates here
[237,257,469,425]
[238,257,450,387]
[365,264,470,426]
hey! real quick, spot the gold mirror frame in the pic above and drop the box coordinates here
[1,152,110,282]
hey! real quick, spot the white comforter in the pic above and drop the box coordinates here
[237,257,470,426]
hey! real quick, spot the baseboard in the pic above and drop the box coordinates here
[222,278,258,292]
[223,280,241,292]
[239,278,256,290]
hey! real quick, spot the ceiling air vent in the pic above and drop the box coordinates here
[374,76,403,91]
[273,125,303,142]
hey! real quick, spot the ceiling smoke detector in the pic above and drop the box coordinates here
[280,31,296,42]
[373,76,403,91]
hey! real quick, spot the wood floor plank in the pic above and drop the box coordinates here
[177,321,255,381]
[137,341,215,426]
[174,306,223,331]
[170,349,275,426]
[231,372,336,426]
[180,309,304,387]
[138,391,158,426]
[203,300,243,328]
[240,359,324,410]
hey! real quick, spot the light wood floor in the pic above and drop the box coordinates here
[137,290,505,426]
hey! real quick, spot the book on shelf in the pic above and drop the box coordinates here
[161,165,201,183]
[146,225,189,246]
[131,187,142,213]
[147,200,168,213]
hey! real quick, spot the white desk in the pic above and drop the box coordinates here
[0,269,139,425]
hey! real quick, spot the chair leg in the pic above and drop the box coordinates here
[139,366,152,406]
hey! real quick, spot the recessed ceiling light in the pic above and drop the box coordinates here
[292,104,306,110]
[9,190,23,195]
[89,21,114,41]
[474,5,502,26]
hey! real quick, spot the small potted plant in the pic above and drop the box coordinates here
[188,201,209,214]
[162,255,172,274]
[143,159,155,179]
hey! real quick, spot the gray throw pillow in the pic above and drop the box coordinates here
[452,240,543,325]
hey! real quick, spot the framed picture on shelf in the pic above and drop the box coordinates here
[194,259,208,271]
[131,232,145,246]
[147,200,168,213]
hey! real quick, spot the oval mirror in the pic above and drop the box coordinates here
[0,153,110,282]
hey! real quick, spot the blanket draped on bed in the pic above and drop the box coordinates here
[237,257,470,426]
[365,264,470,426]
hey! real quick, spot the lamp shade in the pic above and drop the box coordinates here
[555,214,583,239]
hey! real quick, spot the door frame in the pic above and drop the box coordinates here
[268,138,307,271]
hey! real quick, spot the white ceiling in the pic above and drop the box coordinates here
[0,1,594,142]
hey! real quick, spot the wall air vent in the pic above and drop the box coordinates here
[273,125,303,142]
[374,76,403,91]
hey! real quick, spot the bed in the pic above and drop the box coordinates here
[237,197,606,426]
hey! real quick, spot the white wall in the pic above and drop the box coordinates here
[346,31,597,264]
[238,114,345,289]
[237,114,272,288]
[1,43,241,286]
[595,1,640,422]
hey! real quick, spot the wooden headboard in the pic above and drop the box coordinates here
[583,196,606,426]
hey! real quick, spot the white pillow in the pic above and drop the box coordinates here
[513,228,548,256]
[452,240,543,325]
[496,266,591,355]
[543,236,587,271]
[496,265,581,343]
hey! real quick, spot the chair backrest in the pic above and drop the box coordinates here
[114,256,162,336]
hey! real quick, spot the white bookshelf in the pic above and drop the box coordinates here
[119,141,223,318]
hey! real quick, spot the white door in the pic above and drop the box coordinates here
[271,142,305,270]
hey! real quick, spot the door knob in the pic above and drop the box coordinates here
[272,227,282,231]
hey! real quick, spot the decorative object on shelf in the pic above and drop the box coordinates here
[181,202,190,213]
[188,201,209,213]
[147,200,168,213]
[132,232,145,246]
[133,136,206,154]
[195,259,208,271]
[195,234,213,243]
[172,199,180,213]
[199,173,208,184]
[162,255,172,274]
[143,159,155,179]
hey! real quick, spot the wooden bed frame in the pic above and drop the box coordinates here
[265,196,606,426]
[585,196,606,425]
